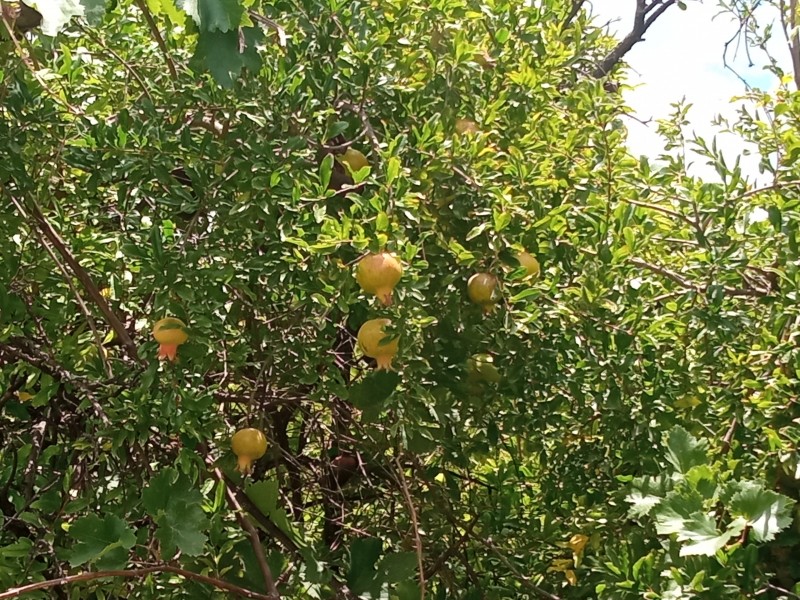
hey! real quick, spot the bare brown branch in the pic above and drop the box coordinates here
[0,565,272,600]
[593,0,677,78]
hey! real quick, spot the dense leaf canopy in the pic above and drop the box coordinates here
[1,0,799,598]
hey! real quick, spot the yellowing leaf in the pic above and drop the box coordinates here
[675,395,701,409]
[567,534,589,557]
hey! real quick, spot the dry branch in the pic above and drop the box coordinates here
[593,0,677,78]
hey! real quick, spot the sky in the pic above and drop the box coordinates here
[589,0,789,183]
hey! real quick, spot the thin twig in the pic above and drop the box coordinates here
[0,15,82,115]
[337,100,381,153]
[0,338,111,424]
[0,565,272,600]
[78,25,154,102]
[5,189,142,363]
[214,468,280,599]
[482,539,562,600]
[133,0,178,79]
[8,196,114,382]
[424,517,480,579]
[392,457,425,600]
[720,417,737,455]
[621,197,697,228]
[630,257,769,298]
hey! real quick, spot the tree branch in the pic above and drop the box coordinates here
[5,190,141,363]
[213,468,280,599]
[481,539,562,600]
[0,565,272,600]
[133,0,178,80]
[560,0,586,32]
[630,257,770,298]
[593,0,677,78]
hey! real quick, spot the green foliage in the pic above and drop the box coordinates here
[67,513,137,569]
[1,0,800,598]
[141,468,210,558]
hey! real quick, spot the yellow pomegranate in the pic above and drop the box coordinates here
[455,118,479,135]
[356,252,403,306]
[339,148,369,173]
[231,428,268,474]
[357,318,399,371]
[467,273,497,312]
[517,251,540,279]
[152,317,188,362]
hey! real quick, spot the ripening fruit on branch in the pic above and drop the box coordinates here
[231,428,268,475]
[467,273,498,313]
[357,318,399,371]
[517,251,540,279]
[152,317,188,362]
[357,252,403,306]
[455,118,479,135]
[338,148,369,174]
[467,354,501,384]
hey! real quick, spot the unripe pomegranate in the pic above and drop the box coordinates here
[356,252,403,306]
[467,353,501,383]
[339,148,369,173]
[231,428,268,474]
[152,317,188,362]
[455,119,479,135]
[467,273,497,312]
[357,318,399,371]
[517,251,540,279]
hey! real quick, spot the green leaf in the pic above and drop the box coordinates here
[728,481,796,542]
[381,551,418,582]
[347,536,382,594]
[191,30,247,88]
[79,0,106,24]
[319,153,334,189]
[678,514,744,557]
[665,426,708,474]
[141,469,208,558]
[396,581,422,600]
[626,475,671,518]
[348,371,400,410]
[246,480,280,516]
[155,506,208,557]
[386,157,401,186]
[198,0,242,32]
[653,490,704,536]
[654,491,743,556]
[68,513,135,569]
[147,0,185,25]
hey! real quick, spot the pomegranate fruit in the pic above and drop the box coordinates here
[467,273,497,312]
[231,427,267,474]
[356,252,402,306]
[517,251,540,279]
[467,353,501,384]
[152,317,188,362]
[357,318,399,371]
[455,119,479,135]
[339,148,369,173]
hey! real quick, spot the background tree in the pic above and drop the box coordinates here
[1,0,799,598]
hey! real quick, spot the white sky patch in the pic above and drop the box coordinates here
[590,1,790,184]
